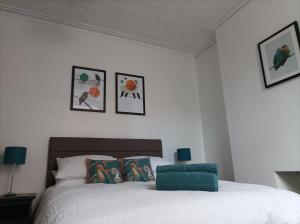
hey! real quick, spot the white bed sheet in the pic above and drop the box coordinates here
[34,181,300,224]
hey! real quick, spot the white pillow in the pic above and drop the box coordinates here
[52,170,86,186]
[56,155,115,180]
[151,157,173,172]
[123,156,172,173]
[56,179,86,187]
[52,170,58,177]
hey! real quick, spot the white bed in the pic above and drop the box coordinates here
[34,180,300,224]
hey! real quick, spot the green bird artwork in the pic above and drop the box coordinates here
[269,45,295,71]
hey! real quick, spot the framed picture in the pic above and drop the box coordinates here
[115,73,145,115]
[71,66,106,112]
[258,21,300,88]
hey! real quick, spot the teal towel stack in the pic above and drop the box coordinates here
[156,163,218,191]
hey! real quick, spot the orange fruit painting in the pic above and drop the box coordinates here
[125,80,137,91]
[89,87,100,97]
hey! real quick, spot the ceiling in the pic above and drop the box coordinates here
[0,0,248,54]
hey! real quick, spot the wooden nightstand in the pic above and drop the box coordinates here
[0,193,36,224]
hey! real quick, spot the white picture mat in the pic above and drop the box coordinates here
[260,26,300,85]
[116,74,145,114]
[72,68,105,111]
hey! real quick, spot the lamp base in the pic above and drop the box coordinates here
[4,192,17,197]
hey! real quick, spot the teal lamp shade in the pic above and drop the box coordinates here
[177,148,191,161]
[3,147,27,165]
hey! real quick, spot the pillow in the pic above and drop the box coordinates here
[86,159,123,184]
[123,156,172,173]
[56,155,115,180]
[123,157,155,182]
[52,170,86,186]
[56,179,86,187]
[52,170,58,177]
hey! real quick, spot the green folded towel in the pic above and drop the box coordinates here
[156,164,186,173]
[156,172,218,191]
[156,163,218,177]
[186,164,218,177]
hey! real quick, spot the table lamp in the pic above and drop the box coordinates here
[177,148,191,163]
[3,146,27,197]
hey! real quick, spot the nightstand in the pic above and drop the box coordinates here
[0,193,36,224]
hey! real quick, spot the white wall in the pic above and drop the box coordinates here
[0,11,204,195]
[195,44,234,180]
[216,0,300,186]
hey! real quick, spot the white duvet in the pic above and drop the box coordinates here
[34,181,300,224]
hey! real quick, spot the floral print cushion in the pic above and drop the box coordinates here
[86,159,123,184]
[123,157,155,182]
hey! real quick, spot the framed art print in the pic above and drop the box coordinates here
[71,66,106,112]
[115,73,145,115]
[258,21,300,88]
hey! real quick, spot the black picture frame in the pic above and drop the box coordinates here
[258,21,300,88]
[115,73,146,116]
[71,66,106,113]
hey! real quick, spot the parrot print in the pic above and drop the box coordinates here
[86,159,123,184]
[270,45,295,71]
[124,158,155,182]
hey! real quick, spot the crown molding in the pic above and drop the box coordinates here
[215,0,251,29]
[0,4,193,54]
[194,32,216,57]
[195,0,251,57]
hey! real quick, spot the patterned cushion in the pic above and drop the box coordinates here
[86,159,123,184]
[123,157,155,182]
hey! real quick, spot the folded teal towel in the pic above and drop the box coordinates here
[156,163,218,177]
[156,172,218,191]
[156,164,186,173]
[186,164,218,177]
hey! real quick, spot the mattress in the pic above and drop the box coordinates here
[34,181,300,224]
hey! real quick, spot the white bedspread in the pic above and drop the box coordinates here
[34,181,300,224]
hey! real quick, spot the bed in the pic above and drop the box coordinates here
[34,137,300,224]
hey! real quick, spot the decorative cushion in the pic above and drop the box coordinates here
[123,156,172,173]
[123,157,155,182]
[86,159,123,184]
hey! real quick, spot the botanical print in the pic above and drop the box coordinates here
[258,21,300,88]
[71,66,106,112]
[87,160,123,184]
[116,73,145,115]
[124,158,155,182]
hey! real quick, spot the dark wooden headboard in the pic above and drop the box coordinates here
[46,137,163,187]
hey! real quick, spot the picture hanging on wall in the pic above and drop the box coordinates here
[115,73,145,115]
[258,21,300,88]
[71,66,106,112]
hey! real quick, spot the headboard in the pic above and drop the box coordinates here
[46,137,163,187]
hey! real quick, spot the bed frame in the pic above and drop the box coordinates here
[46,137,163,187]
